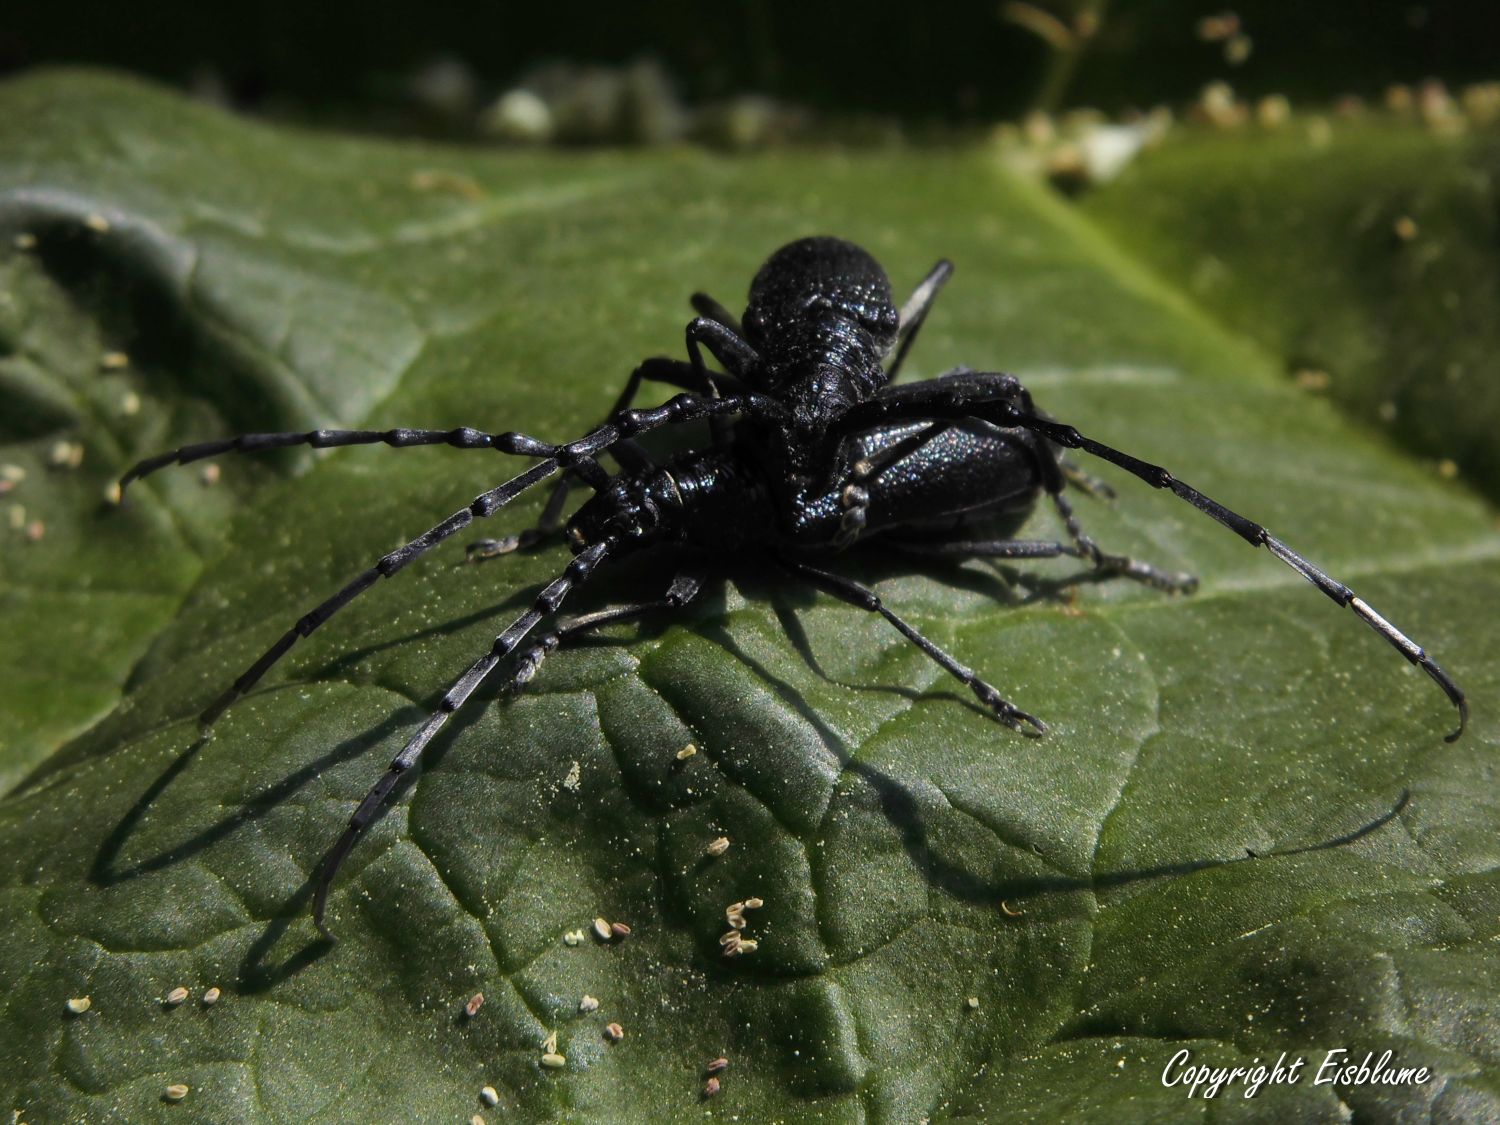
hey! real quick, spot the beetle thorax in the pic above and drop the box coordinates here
[567,472,680,552]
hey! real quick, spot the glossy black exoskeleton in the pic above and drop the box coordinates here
[119,236,1467,934]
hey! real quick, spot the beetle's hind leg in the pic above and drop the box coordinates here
[314,562,705,935]
[1059,456,1116,501]
[781,557,1046,735]
[508,566,706,686]
[1048,488,1198,593]
[833,374,1466,740]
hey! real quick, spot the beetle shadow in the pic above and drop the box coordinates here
[302,549,692,683]
[89,707,421,889]
[87,545,1413,993]
[86,703,440,991]
[656,587,1414,914]
[737,545,1114,720]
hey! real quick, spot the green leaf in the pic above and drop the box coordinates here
[1082,122,1500,501]
[2,71,1496,1122]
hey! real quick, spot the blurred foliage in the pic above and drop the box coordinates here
[5,2,1500,133]
[1085,122,1500,501]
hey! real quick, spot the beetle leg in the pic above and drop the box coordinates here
[313,540,620,936]
[474,356,744,558]
[690,291,744,337]
[120,425,521,498]
[1047,486,1198,593]
[687,315,759,384]
[888,258,954,379]
[780,556,1046,735]
[183,392,775,729]
[1059,456,1116,500]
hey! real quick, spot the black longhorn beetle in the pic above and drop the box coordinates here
[118,236,1467,935]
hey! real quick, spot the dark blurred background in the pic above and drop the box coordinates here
[4,1,1500,136]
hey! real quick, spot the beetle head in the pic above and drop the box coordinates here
[743,237,899,357]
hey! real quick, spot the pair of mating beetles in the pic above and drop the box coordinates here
[120,237,1466,932]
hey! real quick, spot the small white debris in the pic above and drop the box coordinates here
[0,464,24,485]
[120,391,141,417]
[7,504,24,530]
[1195,11,1239,41]
[104,480,123,505]
[1198,81,1244,129]
[65,997,91,1015]
[199,462,221,487]
[543,1030,558,1054]
[562,760,582,791]
[675,743,697,761]
[1294,368,1331,393]
[604,1022,624,1042]
[967,996,980,1010]
[408,169,483,201]
[480,88,554,143]
[48,440,84,470]
[202,987,221,1006]
[1394,215,1419,242]
[164,986,189,1007]
[725,898,751,931]
[1076,122,1155,184]
[563,929,586,946]
[578,994,600,1013]
[464,992,484,1017]
[705,836,731,857]
[1256,94,1291,129]
[540,1052,566,1069]
[13,232,37,251]
[470,1115,485,1125]
[480,1085,499,1106]
[100,351,130,371]
[85,214,111,234]
[593,917,613,941]
[742,897,763,910]
[735,939,758,954]
[163,1084,189,1102]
